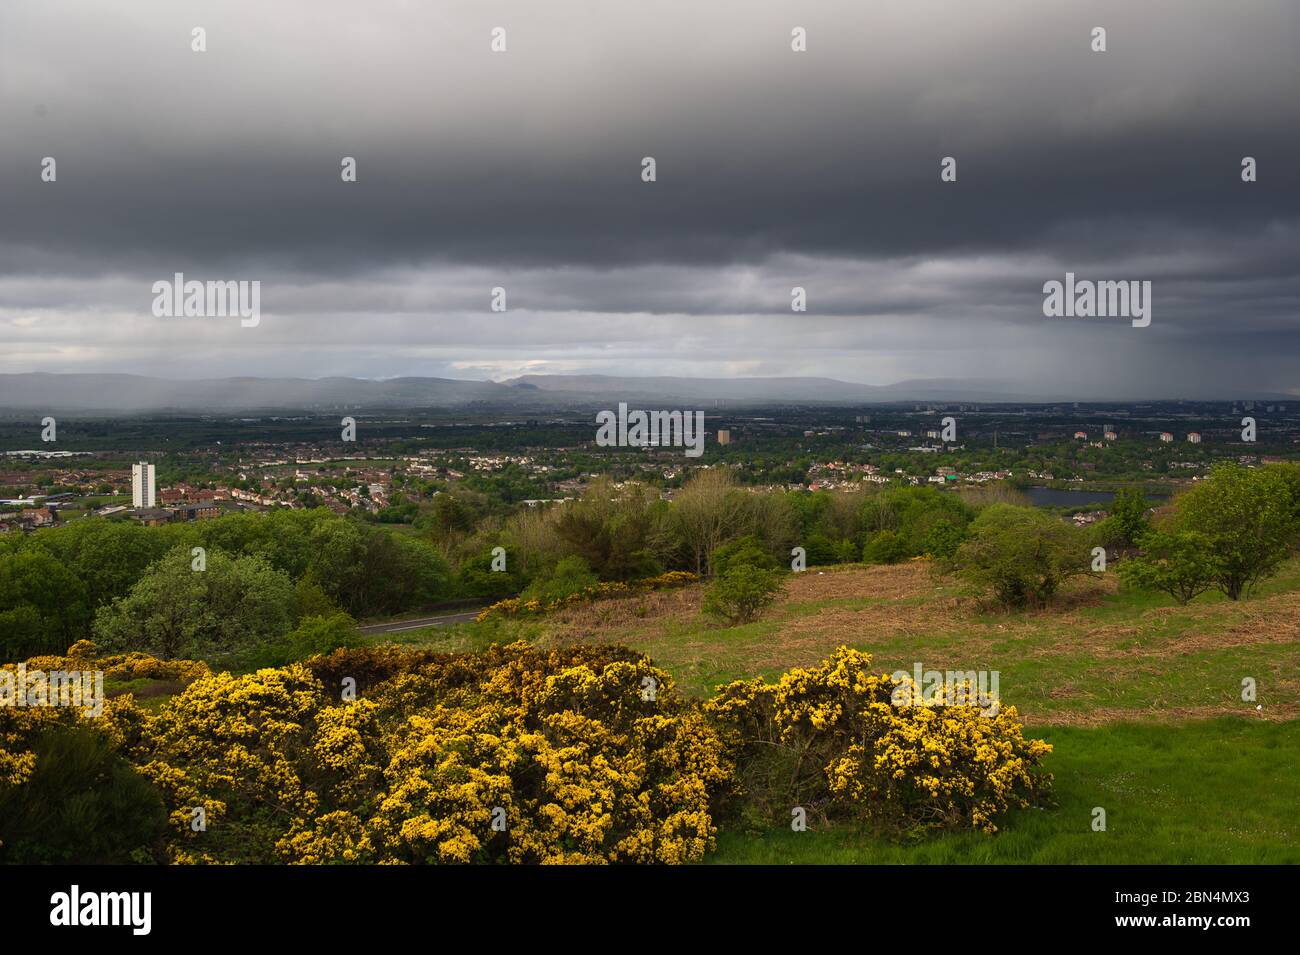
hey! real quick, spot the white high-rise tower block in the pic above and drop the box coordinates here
[132,462,156,508]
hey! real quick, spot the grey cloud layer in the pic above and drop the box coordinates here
[1,0,1297,393]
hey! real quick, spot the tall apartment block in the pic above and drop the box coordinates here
[132,462,156,508]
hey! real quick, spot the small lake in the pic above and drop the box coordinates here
[1022,487,1117,508]
[1021,486,1171,508]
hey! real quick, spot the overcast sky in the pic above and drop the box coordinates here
[2,0,1297,397]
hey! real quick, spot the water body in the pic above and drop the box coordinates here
[1022,487,1117,508]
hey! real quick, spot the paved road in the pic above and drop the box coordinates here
[359,609,484,634]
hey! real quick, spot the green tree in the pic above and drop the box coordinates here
[1172,464,1299,600]
[1093,487,1150,551]
[920,518,967,559]
[307,520,450,618]
[669,468,752,576]
[801,533,843,567]
[293,573,342,620]
[36,519,170,610]
[944,504,1092,609]
[553,482,660,580]
[521,556,599,605]
[863,530,908,565]
[702,564,784,625]
[251,612,361,668]
[1118,529,1220,605]
[457,546,525,600]
[711,534,779,576]
[94,546,294,659]
[425,493,476,538]
[859,486,973,559]
[0,550,92,658]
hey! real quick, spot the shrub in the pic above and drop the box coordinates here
[475,570,697,621]
[0,721,166,863]
[862,530,908,564]
[702,565,784,625]
[1119,530,1220,605]
[457,546,525,600]
[860,487,974,560]
[705,646,1052,834]
[944,504,1092,609]
[1092,487,1150,551]
[521,556,599,605]
[1,641,1050,864]
[920,518,966,560]
[1166,463,1300,600]
[801,533,846,567]
[247,612,362,668]
[293,574,342,620]
[131,642,731,864]
[711,535,778,576]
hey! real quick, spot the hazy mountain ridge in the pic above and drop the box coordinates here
[0,372,1289,415]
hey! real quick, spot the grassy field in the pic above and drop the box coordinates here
[712,720,1299,864]
[381,560,1300,863]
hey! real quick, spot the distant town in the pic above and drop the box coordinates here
[2,398,1295,534]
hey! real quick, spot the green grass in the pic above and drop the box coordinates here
[362,618,540,655]
[321,560,1300,863]
[710,718,1300,864]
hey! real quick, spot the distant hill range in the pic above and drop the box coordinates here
[0,373,1289,414]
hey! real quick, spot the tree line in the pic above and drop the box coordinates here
[3,462,1297,661]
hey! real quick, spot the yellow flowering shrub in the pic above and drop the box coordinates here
[115,642,728,864]
[0,661,163,861]
[101,652,210,685]
[3,640,1049,862]
[346,643,730,864]
[134,664,329,863]
[8,642,210,686]
[0,706,69,790]
[705,646,1052,834]
[0,651,120,791]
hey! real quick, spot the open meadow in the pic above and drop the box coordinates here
[385,560,1300,864]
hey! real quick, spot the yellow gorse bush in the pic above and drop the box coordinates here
[1,642,729,864]
[2,640,1052,861]
[705,646,1052,834]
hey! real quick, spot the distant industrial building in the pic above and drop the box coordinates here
[126,507,171,527]
[1187,432,1202,444]
[132,462,156,508]
[170,502,221,522]
[1159,432,1174,443]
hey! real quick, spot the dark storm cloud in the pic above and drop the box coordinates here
[0,0,1298,392]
